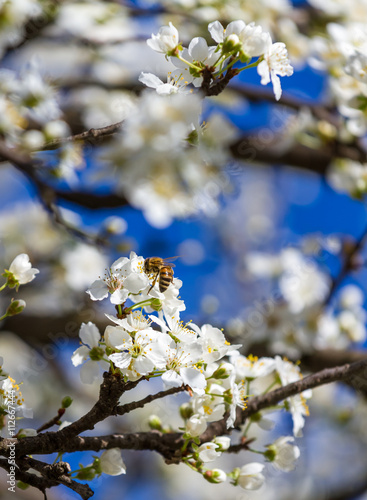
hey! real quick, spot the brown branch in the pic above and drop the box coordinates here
[43,121,123,150]
[16,457,93,499]
[324,226,367,305]
[2,358,367,463]
[226,438,256,454]
[0,457,49,496]
[32,112,366,178]
[53,373,140,440]
[51,432,182,461]
[200,358,367,442]
[202,67,239,97]
[0,140,128,240]
[302,349,367,372]
[37,408,65,433]
[325,478,367,500]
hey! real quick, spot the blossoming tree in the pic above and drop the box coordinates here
[1,1,367,499]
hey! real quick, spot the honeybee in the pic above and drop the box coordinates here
[144,257,178,293]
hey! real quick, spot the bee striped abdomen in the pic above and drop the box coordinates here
[159,266,174,293]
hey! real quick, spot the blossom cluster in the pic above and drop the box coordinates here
[0,62,85,184]
[144,0,309,66]
[310,19,367,138]
[102,91,236,227]
[236,245,366,356]
[143,20,293,100]
[100,19,293,227]
[304,0,367,198]
[0,0,43,57]
[72,251,310,490]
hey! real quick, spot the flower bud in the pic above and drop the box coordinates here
[179,403,193,420]
[197,442,221,462]
[222,34,241,54]
[17,482,30,490]
[61,396,73,409]
[264,448,276,462]
[148,415,163,430]
[213,436,231,451]
[204,469,227,484]
[17,428,37,438]
[186,414,207,437]
[76,468,96,481]
[211,364,233,379]
[237,463,265,490]
[6,299,26,317]
[150,299,162,311]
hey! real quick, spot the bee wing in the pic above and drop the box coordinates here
[162,256,180,267]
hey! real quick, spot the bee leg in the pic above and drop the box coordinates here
[147,272,159,294]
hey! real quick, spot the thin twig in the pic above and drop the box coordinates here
[324,225,367,305]
[115,385,189,415]
[37,408,65,433]
[43,121,123,150]
[0,140,127,244]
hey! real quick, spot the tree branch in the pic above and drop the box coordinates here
[1,359,366,463]
[43,121,124,150]
[16,457,93,499]
[200,358,367,441]
[324,225,367,305]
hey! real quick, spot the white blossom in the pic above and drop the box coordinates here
[267,436,300,472]
[71,322,108,384]
[237,463,265,490]
[192,385,226,422]
[213,436,231,451]
[161,341,206,394]
[108,329,168,377]
[171,37,218,87]
[186,414,207,437]
[275,356,311,437]
[139,71,191,95]
[8,253,39,285]
[99,449,127,476]
[197,442,221,462]
[190,323,241,364]
[208,20,271,58]
[257,39,293,100]
[87,252,149,305]
[147,22,180,55]
[208,468,227,483]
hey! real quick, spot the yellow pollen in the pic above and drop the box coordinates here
[203,405,213,415]
[247,354,258,363]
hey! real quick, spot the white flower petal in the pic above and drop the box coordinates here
[79,322,100,348]
[138,72,163,89]
[87,279,109,301]
[208,21,224,43]
[71,346,90,367]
